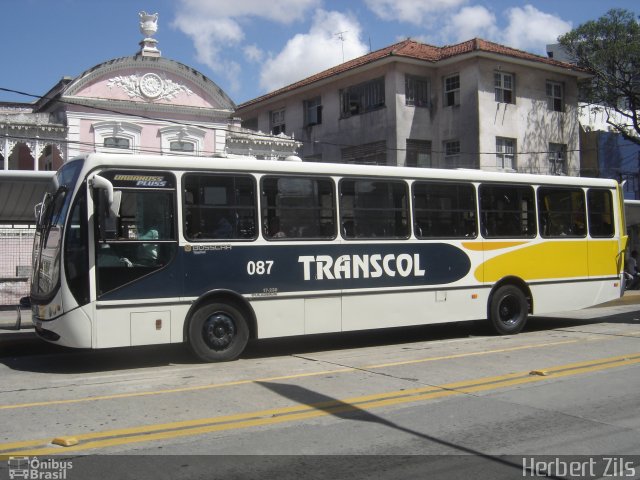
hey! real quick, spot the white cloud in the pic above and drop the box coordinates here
[444,6,497,43]
[363,1,572,56]
[364,0,468,25]
[500,5,572,53]
[172,0,320,91]
[175,0,320,24]
[244,45,264,63]
[259,10,370,92]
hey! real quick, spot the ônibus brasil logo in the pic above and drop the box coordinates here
[7,457,72,480]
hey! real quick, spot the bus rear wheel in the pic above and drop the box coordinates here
[188,302,249,362]
[489,285,528,335]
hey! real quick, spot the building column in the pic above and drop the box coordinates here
[34,135,40,171]
[2,135,7,170]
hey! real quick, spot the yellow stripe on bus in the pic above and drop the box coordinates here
[461,241,529,251]
[475,240,620,282]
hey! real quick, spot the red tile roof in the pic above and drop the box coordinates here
[237,38,585,110]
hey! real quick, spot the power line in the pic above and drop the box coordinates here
[1,85,639,158]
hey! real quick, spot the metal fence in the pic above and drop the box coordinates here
[0,227,35,306]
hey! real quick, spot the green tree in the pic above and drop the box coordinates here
[559,9,640,145]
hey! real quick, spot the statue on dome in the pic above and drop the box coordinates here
[138,11,160,57]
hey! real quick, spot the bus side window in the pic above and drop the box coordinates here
[588,189,614,237]
[538,187,586,238]
[261,176,336,240]
[479,184,536,239]
[413,181,476,239]
[340,179,409,239]
[182,174,257,241]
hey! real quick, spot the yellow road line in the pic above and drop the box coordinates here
[1,352,638,458]
[362,338,583,369]
[0,338,595,411]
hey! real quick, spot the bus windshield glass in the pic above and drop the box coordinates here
[31,160,84,301]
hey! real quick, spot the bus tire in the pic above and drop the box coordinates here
[489,285,528,335]
[187,302,249,362]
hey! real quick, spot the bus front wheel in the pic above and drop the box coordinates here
[489,285,528,335]
[188,302,249,362]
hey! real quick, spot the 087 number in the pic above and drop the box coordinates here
[247,260,274,275]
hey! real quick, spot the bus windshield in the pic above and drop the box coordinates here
[31,160,84,302]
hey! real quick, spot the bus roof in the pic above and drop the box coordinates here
[75,153,619,189]
[0,170,56,224]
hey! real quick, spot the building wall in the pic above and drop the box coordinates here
[476,58,580,175]
[67,111,226,158]
[239,54,581,175]
[251,64,398,164]
[393,63,435,166]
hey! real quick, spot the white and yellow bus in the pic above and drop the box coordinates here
[29,153,627,361]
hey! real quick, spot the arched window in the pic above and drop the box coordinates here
[93,121,141,154]
[160,126,205,156]
[104,137,130,149]
[169,141,195,153]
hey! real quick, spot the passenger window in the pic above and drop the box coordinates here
[413,182,477,238]
[480,184,536,238]
[587,189,614,238]
[538,187,586,238]
[261,176,336,240]
[340,179,409,239]
[183,174,257,241]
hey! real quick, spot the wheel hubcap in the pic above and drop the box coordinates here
[498,294,520,326]
[203,312,236,351]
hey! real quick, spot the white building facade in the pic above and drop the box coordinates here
[236,39,590,176]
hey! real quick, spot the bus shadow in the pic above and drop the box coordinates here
[2,322,481,374]
[2,308,638,374]
[243,321,483,360]
[0,334,198,374]
[528,309,640,331]
[244,307,640,361]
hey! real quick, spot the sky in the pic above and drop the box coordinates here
[0,0,638,106]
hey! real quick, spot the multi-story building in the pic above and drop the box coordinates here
[236,38,590,175]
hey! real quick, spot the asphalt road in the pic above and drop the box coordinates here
[0,295,639,480]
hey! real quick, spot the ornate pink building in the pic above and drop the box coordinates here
[0,11,300,172]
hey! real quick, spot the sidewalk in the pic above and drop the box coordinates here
[604,288,640,306]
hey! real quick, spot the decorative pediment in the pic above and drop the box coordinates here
[107,72,193,101]
[63,56,236,112]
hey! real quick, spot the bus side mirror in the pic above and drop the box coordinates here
[90,174,121,218]
[90,174,122,241]
[110,190,122,219]
[34,202,43,221]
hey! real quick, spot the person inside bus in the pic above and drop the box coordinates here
[212,214,233,238]
[137,226,160,266]
[97,243,133,267]
[267,217,286,238]
[625,250,639,290]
